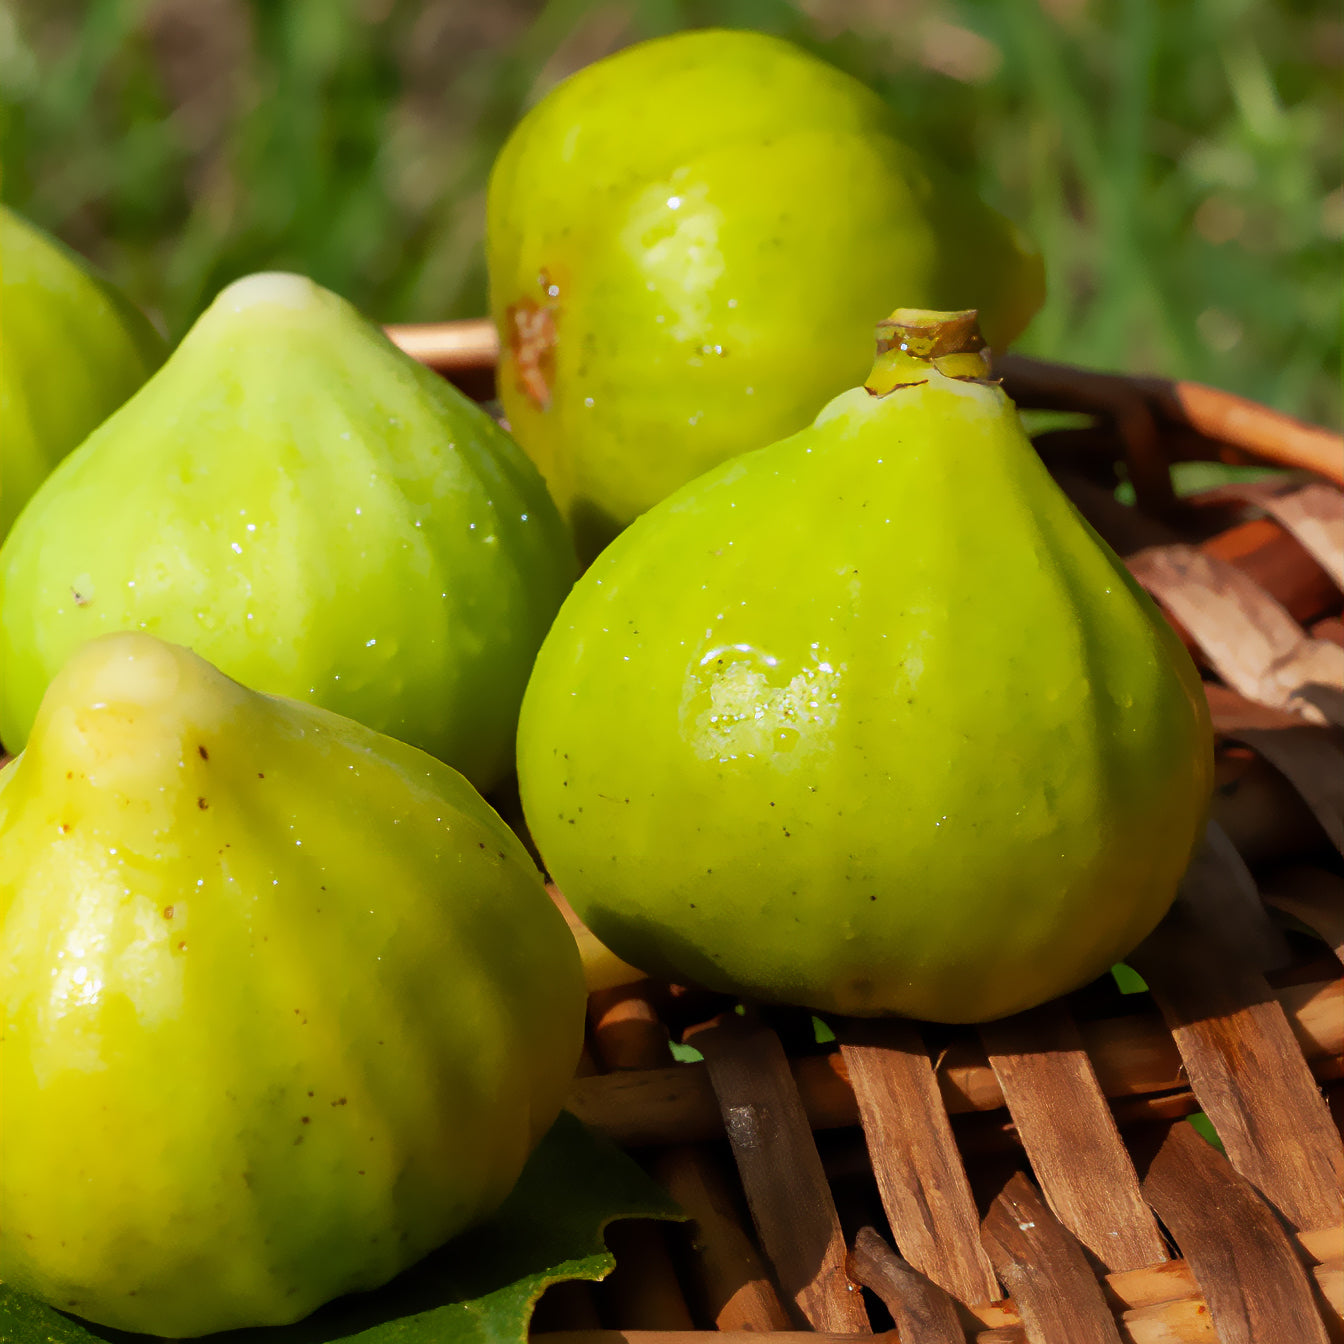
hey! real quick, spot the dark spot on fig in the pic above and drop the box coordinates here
[301,1116,310,1124]
[66,771,73,779]
[72,588,90,606]
[60,823,71,833]
[197,797,208,809]
[258,772,266,779]
[333,1097,347,1106]
[689,903,696,909]
[358,1169,365,1175]
[177,941,187,951]
[478,840,486,847]
[163,906,174,919]
[308,1091,314,1097]
[498,850,506,859]
[869,894,877,901]
[198,745,209,760]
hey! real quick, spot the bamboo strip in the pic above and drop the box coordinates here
[979,1004,1169,1273]
[1137,1120,1333,1344]
[994,353,1344,485]
[837,1019,1001,1305]
[688,1015,870,1334]
[652,1146,793,1332]
[564,976,1343,1147]
[1133,907,1344,1236]
[384,318,498,371]
[847,1226,968,1343]
[980,1172,1125,1343]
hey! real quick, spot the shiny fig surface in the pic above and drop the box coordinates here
[518,311,1212,1024]
[0,205,165,538]
[488,29,1045,559]
[0,272,575,789]
[0,633,585,1336]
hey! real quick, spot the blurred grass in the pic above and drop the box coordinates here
[1,0,1340,425]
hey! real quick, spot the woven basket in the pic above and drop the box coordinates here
[425,320,1344,1344]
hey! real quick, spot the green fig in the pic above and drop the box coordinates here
[0,631,586,1337]
[487,28,1045,561]
[0,271,575,790]
[0,205,166,538]
[517,309,1213,1024]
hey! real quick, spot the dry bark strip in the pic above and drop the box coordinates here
[1196,481,1344,590]
[1131,904,1344,1236]
[837,1018,1001,1305]
[1171,820,1291,973]
[978,1004,1168,1274]
[1127,544,1344,725]
[1262,867,1344,965]
[688,1013,870,1334]
[1230,726,1344,856]
[981,1171,1124,1344]
[1137,1121,1334,1344]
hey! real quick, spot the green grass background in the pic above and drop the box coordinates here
[1,0,1340,425]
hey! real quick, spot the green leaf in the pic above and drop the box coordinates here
[0,1112,681,1344]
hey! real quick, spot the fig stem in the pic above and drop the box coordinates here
[865,308,993,396]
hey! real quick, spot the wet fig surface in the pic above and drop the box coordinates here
[0,272,575,791]
[518,310,1213,1024]
[0,206,166,539]
[0,633,586,1337]
[487,28,1045,560]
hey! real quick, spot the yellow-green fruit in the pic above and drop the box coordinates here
[0,632,586,1336]
[487,29,1045,560]
[0,205,166,537]
[0,272,576,790]
[518,311,1212,1024]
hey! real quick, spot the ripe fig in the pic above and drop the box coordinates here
[0,632,586,1337]
[517,310,1212,1024]
[0,272,575,790]
[487,28,1045,560]
[0,205,165,538]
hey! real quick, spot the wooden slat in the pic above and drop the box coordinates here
[1138,1121,1333,1344]
[847,1226,966,1344]
[1174,820,1291,972]
[1232,727,1344,855]
[979,1004,1169,1274]
[981,1172,1124,1344]
[1131,903,1344,1235]
[837,1019,1000,1306]
[1127,545,1344,725]
[1263,867,1344,965]
[688,1015,869,1334]
[652,1146,792,1332]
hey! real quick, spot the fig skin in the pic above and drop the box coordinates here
[0,632,586,1337]
[487,29,1045,560]
[0,205,166,538]
[0,272,576,790]
[517,314,1213,1025]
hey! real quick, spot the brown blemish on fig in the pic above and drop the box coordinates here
[163,906,174,920]
[508,271,559,410]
